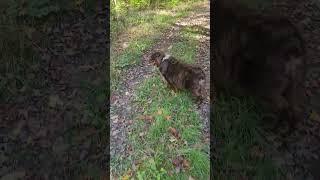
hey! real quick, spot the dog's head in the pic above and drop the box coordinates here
[149,51,166,67]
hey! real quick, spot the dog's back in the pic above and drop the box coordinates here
[160,57,190,89]
[162,57,206,98]
[150,51,206,100]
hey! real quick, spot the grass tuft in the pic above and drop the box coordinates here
[212,94,281,179]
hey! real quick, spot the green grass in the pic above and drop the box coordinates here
[111,23,209,179]
[169,41,197,64]
[110,1,200,91]
[110,1,209,178]
[111,1,196,42]
[212,95,282,179]
[125,76,209,179]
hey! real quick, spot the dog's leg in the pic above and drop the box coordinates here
[159,73,171,89]
[159,73,178,94]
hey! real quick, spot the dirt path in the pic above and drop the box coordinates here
[110,1,210,174]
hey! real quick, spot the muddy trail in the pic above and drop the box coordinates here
[110,1,210,174]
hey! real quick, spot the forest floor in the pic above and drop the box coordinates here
[110,1,210,179]
[0,3,108,179]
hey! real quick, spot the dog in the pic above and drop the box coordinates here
[149,51,206,101]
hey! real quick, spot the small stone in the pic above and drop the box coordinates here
[123,42,129,48]
[113,119,118,123]
[139,132,145,137]
[111,115,119,123]
[112,130,119,136]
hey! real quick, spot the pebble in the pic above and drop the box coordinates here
[112,130,120,136]
[111,115,118,120]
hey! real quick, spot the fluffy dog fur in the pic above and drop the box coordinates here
[149,51,206,101]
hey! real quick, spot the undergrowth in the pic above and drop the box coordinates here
[212,94,282,179]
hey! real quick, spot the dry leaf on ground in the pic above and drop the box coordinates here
[182,159,190,169]
[157,109,163,115]
[139,115,154,123]
[168,127,180,139]
[165,115,172,121]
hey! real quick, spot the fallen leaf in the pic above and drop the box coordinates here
[172,157,182,166]
[182,159,190,169]
[189,176,195,180]
[139,115,154,123]
[165,115,172,121]
[145,115,154,122]
[157,109,163,115]
[168,127,180,139]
